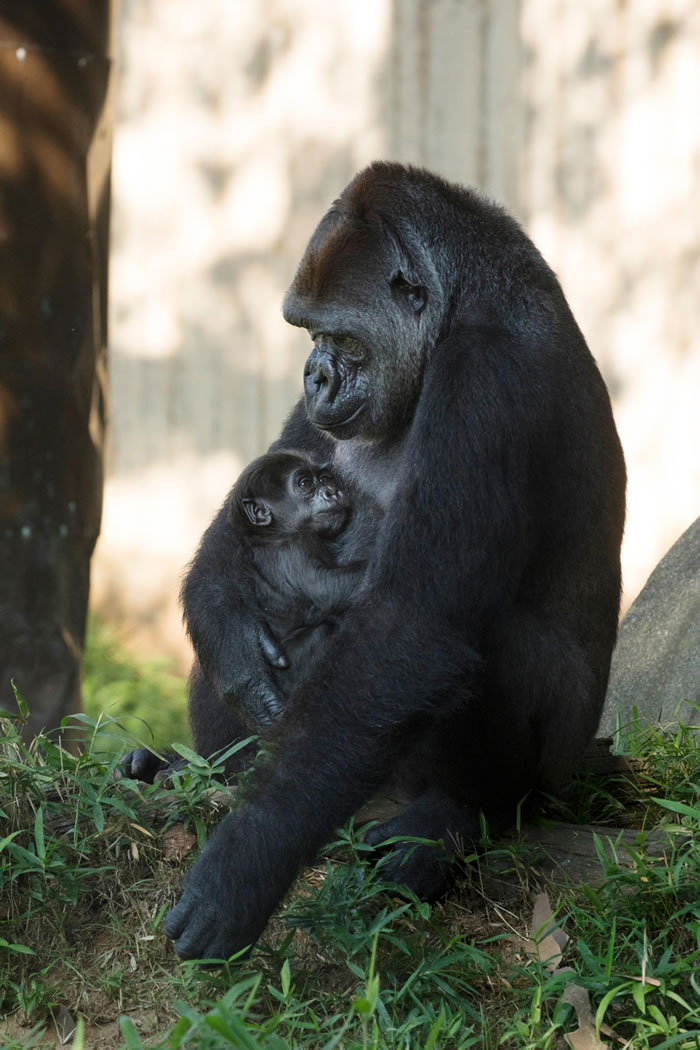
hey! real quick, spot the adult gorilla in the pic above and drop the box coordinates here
[165,162,626,960]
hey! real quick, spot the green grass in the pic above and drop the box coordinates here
[82,615,190,755]
[1,645,699,1049]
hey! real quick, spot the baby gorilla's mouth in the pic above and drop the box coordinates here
[314,505,349,537]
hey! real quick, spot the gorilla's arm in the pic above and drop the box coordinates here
[166,325,540,959]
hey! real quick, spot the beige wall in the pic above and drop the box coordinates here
[93,0,700,666]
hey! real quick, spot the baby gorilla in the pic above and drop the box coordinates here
[229,450,380,695]
[120,450,379,784]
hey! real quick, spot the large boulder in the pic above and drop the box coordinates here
[600,517,700,737]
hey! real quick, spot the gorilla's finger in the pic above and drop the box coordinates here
[257,623,289,668]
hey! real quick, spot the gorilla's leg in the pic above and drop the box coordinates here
[365,612,604,898]
[477,608,606,796]
[364,703,530,898]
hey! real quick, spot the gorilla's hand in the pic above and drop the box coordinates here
[163,807,294,961]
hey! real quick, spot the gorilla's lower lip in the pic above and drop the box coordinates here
[313,404,366,431]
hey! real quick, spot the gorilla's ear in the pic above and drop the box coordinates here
[242,499,273,527]
[391,272,427,315]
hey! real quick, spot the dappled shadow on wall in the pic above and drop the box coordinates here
[94,1,391,660]
[519,0,700,605]
[107,2,390,481]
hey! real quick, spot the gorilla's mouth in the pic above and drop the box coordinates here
[312,403,366,432]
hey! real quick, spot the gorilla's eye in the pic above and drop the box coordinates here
[391,273,427,315]
[296,473,313,491]
[332,334,364,359]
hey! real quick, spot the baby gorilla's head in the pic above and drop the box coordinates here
[232,451,351,540]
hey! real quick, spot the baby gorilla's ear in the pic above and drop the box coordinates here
[241,498,273,527]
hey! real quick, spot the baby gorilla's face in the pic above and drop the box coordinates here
[288,464,351,538]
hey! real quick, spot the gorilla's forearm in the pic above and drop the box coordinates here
[165,706,388,959]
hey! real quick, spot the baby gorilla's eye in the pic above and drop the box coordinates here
[318,473,334,486]
[296,473,313,490]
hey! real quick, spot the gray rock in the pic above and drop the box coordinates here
[600,517,700,737]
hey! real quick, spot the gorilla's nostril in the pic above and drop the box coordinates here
[306,361,329,390]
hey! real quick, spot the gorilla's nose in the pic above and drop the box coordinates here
[304,355,340,402]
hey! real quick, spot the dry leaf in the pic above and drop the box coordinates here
[630,974,661,987]
[52,1005,76,1045]
[562,979,609,1050]
[129,822,155,838]
[524,891,569,970]
[163,824,197,862]
[566,1027,609,1050]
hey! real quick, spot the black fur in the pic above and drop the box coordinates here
[164,163,626,961]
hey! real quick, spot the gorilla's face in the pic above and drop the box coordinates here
[302,332,371,438]
[284,210,430,444]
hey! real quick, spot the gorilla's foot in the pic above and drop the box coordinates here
[365,789,489,900]
[117,748,188,785]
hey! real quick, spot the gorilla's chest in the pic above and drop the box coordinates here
[332,439,404,513]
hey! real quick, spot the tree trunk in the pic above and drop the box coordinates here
[0,2,113,742]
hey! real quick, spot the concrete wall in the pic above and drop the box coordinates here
[93,0,700,666]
